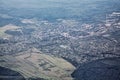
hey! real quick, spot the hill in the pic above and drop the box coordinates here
[0,48,75,80]
[72,57,120,80]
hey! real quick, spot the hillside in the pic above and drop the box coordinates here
[72,57,120,80]
[0,66,25,80]
[0,48,75,80]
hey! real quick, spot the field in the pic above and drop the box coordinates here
[0,48,75,80]
[0,24,20,38]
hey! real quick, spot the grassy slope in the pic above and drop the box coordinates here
[0,48,75,80]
